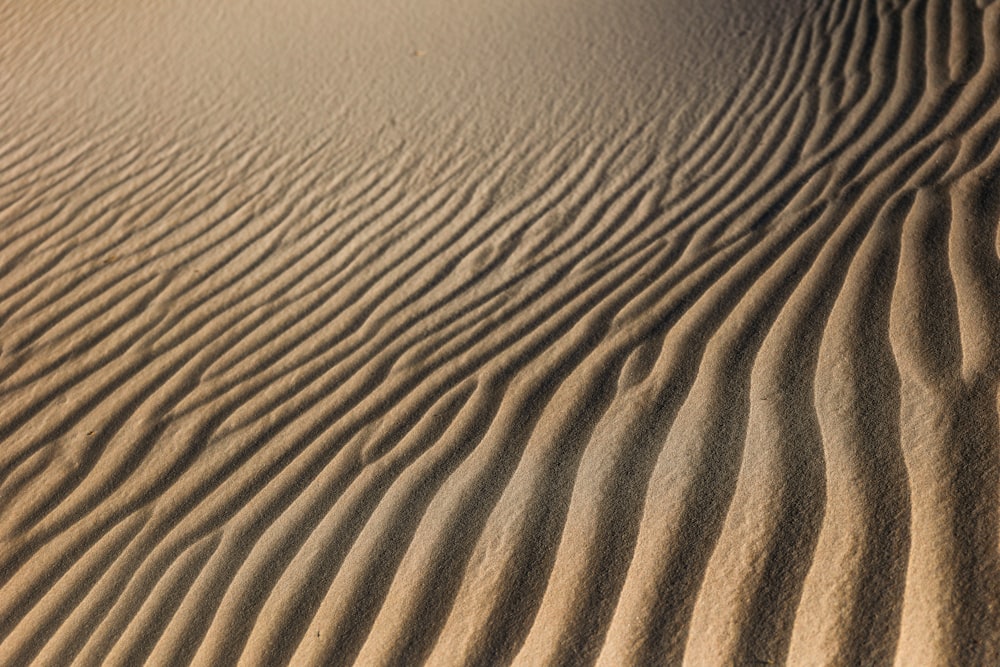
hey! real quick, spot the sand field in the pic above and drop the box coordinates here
[2,0,1000,664]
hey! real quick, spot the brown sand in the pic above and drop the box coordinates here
[2,0,1000,664]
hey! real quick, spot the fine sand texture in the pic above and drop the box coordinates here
[3,0,1000,664]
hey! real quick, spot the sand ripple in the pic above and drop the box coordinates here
[2,0,1000,664]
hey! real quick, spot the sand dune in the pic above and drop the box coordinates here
[2,0,1000,664]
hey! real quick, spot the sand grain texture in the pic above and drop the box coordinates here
[2,0,1000,664]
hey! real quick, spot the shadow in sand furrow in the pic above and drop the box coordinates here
[511,225,824,665]
[509,368,688,666]
[342,227,752,664]
[664,31,779,198]
[726,189,907,666]
[0,138,336,360]
[712,91,984,657]
[136,147,425,368]
[948,173,1000,381]
[174,151,656,516]
[0,124,134,210]
[609,204,833,665]
[700,94,818,244]
[328,197,812,656]
[348,381,596,664]
[657,25,821,248]
[0,144,156,300]
[124,141,278,258]
[189,379,479,666]
[508,200,844,660]
[555,172,664,267]
[0,509,151,665]
[93,533,223,666]
[0,138,249,329]
[679,216,851,664]
[36,514,228,665]
[424,359,624,667]
[314,179,820,667]
[247,379,499,666]
[0,139,352,533]
[790,191,911,665]
[26,517,199,665]
[515,150,661,266]
[3,130,660,664]
[229,243,672,660]
[261,379,515,666]
[806,0,863,150]
[895,188,963,379]
[0,449,54,523]
[94,140,600,516]
[0,271,163,394]
[933,384,1000,665]
[0,286,168,512]
[189,150,512,390]
[34,527,223,666]
[7,137,184,258]
[837,5,994,200]
[827,0,900,158]
[0,129,74,192]
[184,131,584,416]
[411,174,665,369]
[925,0,986,88]
[507,337,676,664]
[0,278,165,487]
[0,306,229,540]
[889,180,1000,663]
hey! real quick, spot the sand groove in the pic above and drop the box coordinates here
[3,0,1000,664]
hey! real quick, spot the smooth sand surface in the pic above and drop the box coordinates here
[2,0,1000,664]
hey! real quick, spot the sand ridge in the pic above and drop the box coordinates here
[2,0,1000,664]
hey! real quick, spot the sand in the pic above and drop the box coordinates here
[1,0,1000,664]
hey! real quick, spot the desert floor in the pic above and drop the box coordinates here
[2,0,1000,664]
